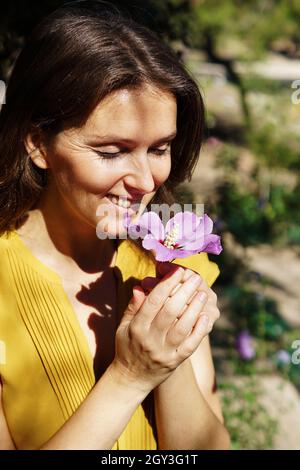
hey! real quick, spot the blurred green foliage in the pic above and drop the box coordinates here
[223,285,290,340]
[248,124,300,171]
[219,378,278,450]
[212,129,300,246]
[214,181,300,246]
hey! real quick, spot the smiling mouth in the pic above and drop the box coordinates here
[105,194,141,214]
[106,194,132,208]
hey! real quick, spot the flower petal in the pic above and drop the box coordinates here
[201,234,223,255]
[142,235,161,250]
[142,235,177,262]
[203,214,214,235]
[165,211,200,242]
[174,214,214,249]
[135,211,165,240]
[167,247,198,258]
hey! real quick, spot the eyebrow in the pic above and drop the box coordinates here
[86,131,177,146]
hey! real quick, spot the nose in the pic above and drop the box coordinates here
[124,153,156,195]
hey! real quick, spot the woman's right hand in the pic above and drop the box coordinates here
[112,265,209,393]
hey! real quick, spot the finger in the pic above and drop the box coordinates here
[141,276,160,292]
[166,291,208,346]
[151,273,203,333]
[157,262,195,283]
[142,270,194,295]
[137,266,185,324]
[178,314,210,356]
[156,261,173,278]
[133,285,146,304]
[178,267,197,283]
[176,287,202,319]
[121,285,146,327]
[204,307,221,333]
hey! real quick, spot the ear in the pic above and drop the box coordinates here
[24,128,49,170]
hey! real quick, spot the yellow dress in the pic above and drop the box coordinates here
[0,229,220,450]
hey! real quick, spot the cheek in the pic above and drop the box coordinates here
[48,147,172,198]
[49,154,120,195]
[141,158,171,208]
[151,157,172,184]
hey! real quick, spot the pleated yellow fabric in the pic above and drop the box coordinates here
[0,229,220,450]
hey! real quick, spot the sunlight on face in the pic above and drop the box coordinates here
[44,84,177,237]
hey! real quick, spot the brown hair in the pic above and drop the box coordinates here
[0,0,205,236]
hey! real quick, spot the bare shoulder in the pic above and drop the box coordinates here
[0,378,16,450]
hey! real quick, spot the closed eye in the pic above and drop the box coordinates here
[149,142,171,155]
[95,142,171,161]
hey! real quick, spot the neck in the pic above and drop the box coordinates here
[20,186,117,275]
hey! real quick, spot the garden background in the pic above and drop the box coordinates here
[1,0,300,449]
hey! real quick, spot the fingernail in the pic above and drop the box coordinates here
[189,273,201,285]
[196,291,207,303]
[133,286,142,295]
[200,315,209,328]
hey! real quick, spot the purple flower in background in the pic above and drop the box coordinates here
[275,349,290,366]
[123,210,222,262]
[236,330,256,361]
[206,136,221,147]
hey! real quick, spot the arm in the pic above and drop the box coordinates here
[0,267,201,450]
[1,365,148,450]
[190,335,225,424]
[41,363,148,450]
[2,266,226,450]
[154,336,230,450]
[148,264,230,450]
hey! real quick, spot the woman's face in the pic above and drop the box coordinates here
[42,85,177,238]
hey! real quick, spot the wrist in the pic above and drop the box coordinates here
[154,358,190,394]
[106,360,152,400]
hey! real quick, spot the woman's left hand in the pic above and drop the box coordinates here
[140,262,220,335]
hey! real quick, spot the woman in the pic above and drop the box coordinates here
[0,1,230,450]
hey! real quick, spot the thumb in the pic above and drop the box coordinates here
[156,261,180,278]
[132,285,146,306]
[121,285,146,326]
[141,276,160,293]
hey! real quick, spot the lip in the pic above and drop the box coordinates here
[104,196,139,216]
[107,193,143,204]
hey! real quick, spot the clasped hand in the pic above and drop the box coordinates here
[114,262,220,392]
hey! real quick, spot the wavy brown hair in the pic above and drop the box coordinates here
[0,0,205,236]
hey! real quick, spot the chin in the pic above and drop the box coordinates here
[95,218,129,240]
[95,201,143,240]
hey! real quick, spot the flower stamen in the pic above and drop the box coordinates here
[163,222,179,250]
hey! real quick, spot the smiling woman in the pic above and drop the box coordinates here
[0,0,229,451]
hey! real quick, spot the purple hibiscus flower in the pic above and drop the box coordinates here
[275,349,290,366]
[123,210,222,262]
[236,330,256,361]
